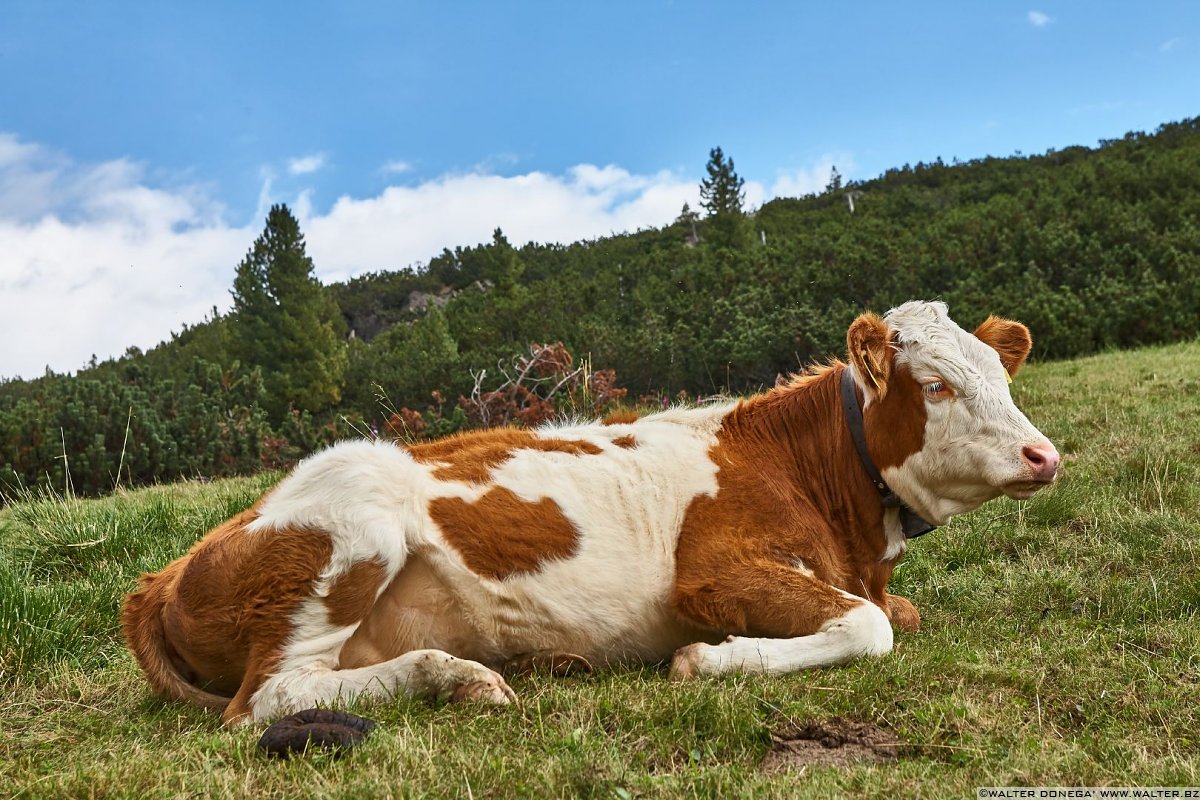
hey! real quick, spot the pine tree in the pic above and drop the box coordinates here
[699,147,745,218]
[230,204,347,420]
[482,228,525,290]
[698,147,748,248]
[675,202,700,245]
[826,165,843,193]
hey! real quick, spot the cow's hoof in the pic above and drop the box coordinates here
[449,676,516,705]
[887,595,921,633]
[257,708,377,759]
[668,643,710,681]
[503,652,593,677]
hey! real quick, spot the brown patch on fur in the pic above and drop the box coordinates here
[429,487,580,580]
[121,511,335,724]
[974,315,1033,376]
[672,359,928,636]
[612,435,637,449]
[672,366,880,635]
[539,439,603,455]
[409,429,538,483]
[862,365,927,471]
[602,410,640,426]
[324,558,389,628]
[408,428,602,484]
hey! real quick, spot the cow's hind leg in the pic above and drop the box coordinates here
[223,565,515,724]
[241,649,515,724]
[219,529,514,724]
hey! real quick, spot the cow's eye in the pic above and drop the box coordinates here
[922,380,953,399]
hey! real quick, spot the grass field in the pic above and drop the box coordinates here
[2,342,1199,799]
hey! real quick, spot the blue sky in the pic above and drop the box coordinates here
[1,1,1198,379]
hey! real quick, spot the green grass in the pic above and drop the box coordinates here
[2,342,1199,798]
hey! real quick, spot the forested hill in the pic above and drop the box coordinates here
[3,117,1199,498]
[333,117,1200,396]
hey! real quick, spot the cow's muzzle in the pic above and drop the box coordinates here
[1004,441,1060,498]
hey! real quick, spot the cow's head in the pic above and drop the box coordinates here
[847,300,1059,525]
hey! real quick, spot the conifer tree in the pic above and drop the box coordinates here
[230,204,347,420]
[699,147,745,217]
[675,202,700,244]
[826,165,843,193]
[698,147,748,247]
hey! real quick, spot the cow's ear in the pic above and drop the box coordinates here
[974,315,1032,377]
[847,312,893,399]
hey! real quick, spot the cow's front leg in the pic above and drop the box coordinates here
[669,599,892,678]
[669,558,893,678]
[886,593,920,632]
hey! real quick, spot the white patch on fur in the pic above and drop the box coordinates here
[880,508,906,561]
[249,440,423,577]
[792,559,815,577]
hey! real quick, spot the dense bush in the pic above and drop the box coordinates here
[0,360,272,498]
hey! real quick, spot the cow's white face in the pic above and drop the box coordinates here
[850,301,1059,525]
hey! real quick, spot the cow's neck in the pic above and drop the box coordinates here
[723,365,901,593]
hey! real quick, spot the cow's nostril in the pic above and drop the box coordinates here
[1021,442,1061,482]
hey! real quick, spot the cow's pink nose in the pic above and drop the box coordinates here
[1021,442,1060,483]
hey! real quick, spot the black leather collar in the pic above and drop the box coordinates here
[839,369,937,539]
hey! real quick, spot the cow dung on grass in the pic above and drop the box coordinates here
[763,717,901,771]
[257,708,377,759]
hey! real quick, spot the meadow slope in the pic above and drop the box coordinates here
[1,341,1198,798]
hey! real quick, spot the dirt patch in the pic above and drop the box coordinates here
[762,717,901,772]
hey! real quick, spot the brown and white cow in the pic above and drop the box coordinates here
[122,301,1059,725]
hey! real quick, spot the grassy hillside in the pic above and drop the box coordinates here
[1,341,1198,798]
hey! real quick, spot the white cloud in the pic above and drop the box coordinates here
[287,152,326,175]
[1027,10,1052,27]
[299,165,701,281]
[0,133,848,379]
[1160,37,1182,53]
[0,134,250,379]
[770,154,858,199]
[0,133,42,167]
[381,159,413,174]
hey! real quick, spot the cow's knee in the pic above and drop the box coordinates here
[823,601,893,658]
